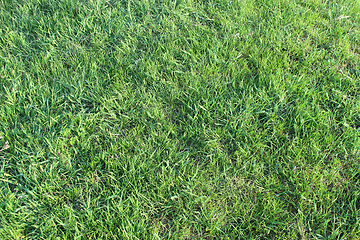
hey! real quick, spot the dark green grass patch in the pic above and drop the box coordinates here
[1,0,360,239]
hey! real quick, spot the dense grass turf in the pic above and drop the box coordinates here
[1,0,360,238]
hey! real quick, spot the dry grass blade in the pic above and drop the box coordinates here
[105,1,114,7]
[0,141,9,152]
[334,15,350,20]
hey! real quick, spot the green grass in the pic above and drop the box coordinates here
[0,0,360,239]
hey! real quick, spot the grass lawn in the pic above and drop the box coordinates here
[1,0,360,239]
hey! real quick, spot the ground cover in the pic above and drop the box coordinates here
[0,0,360,238]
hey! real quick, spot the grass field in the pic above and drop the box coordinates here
[1,0,360,239]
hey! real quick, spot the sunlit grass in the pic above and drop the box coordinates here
[0,0,360,238]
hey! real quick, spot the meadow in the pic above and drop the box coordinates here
[0,0,360,239]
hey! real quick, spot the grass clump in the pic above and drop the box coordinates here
[0,0,360,239]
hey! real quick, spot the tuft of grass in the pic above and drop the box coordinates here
[0,0,360,239]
